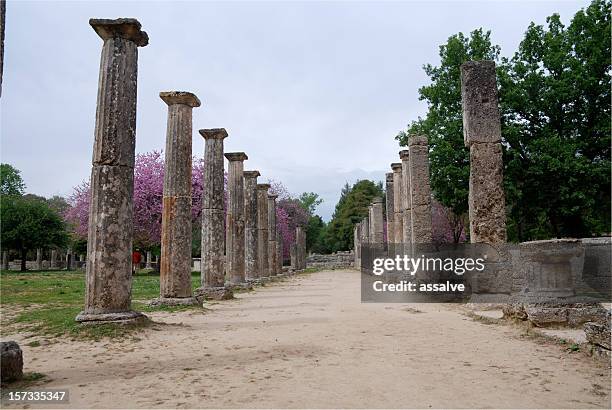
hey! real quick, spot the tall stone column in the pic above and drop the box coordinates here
[49,249,57,269]
[65,248,73,271]
[256,184,270,278]
[391,163,404,245]
[461,61,507,243]
[267,194,278,276]
[197,129,232,299]
[385,172,394,247]
[76,18,148,324]
[290,243,297,271]
[243,171,260,281]
[145,251,152,269]
[276,230,283,274]
[408,136,433,244]
[225,152,248,285]
[36,248,43,271]
[353,223,361,268]
[295,226,304,270]
[2,251,8,271]
[155,91,200,305]
[371,197,384,246]
[399,150,412,245]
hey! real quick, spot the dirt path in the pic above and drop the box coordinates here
[4,270,611,409]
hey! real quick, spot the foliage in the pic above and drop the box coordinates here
[0,163,26,196]
[325,180,384,252]
[0,196,69,270]
[306,215,329,254]
[397,0,611,241]
[298,192,323,215]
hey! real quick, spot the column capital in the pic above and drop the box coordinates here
[160,91,201,107]
[257,183,271,191]
[225,152,248,162]
[399,149,410,160]
[89,18,149,47]
[408,135,428,147]
[199,128,228,140]
[386,172,394,182]
[243,170,260,178]
[372,196,383,204]
[391,162,402,171]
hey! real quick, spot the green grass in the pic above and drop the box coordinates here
[0,270,203,340]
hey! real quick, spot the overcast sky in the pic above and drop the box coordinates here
[1,0,589,221]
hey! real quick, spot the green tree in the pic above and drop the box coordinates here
[1,196,69,271]
[325,180,384,252]
[499,0,610,239]
[396,29,500,220]
[298,192,323,215]
[0,163,26,196]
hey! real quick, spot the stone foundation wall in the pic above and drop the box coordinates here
[306,251,354,270]
[581,237,611,298]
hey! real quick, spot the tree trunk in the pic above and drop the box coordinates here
[20,248,27,271]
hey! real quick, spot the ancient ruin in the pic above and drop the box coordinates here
[257,184,271,278]
[244,170,260,281]
[225,152,248,285]
[267,194,278,276]
[407,135,432,244]
[76,18,148,324]
[156,91,201,305]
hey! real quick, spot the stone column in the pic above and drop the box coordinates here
[299,226,307,269]
[290,243,297,271]
[385,172,394,247]
[156,91,200,305]
[50,249,57,269]
[36,248,43,271]
[267,194,278,276]
[461,61,507,243]
[276,230,283,274]
[145,251,152,269]
[243,171,260,281]
[371,197,384,246]
[2,251,8,271]
[353,223,361,268]
[361,217,370,245]
[391,163,403,245]
[408,136,433,244]
[257,184,270,278]
[198,129,232,299]
[399,150,412,245]
[295,226,304,271]
[225,152,248,285]
[76,18,148,324]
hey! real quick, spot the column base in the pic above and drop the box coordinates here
[195,286,234,301]
[148,297,199,307]
[226,282,254,291]
[75,310,148,325]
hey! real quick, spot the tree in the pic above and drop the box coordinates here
[1,195,69,271]
[306,215,328,254]
[0,163,26,196]
[298,192,323,215]
[325,179,384,252]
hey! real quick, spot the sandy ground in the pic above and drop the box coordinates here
[3,269,611,409]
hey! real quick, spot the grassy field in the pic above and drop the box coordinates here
[0,270,203,340]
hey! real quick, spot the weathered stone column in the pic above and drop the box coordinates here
[76,18,148,324]
[461,61,507,243]
[2,251,8,271]
[276,230,283,274]
[391,163,403,244]
[36,248,43,271]
[399,150,412,245]
[267,194,278,276]
[65,248,73,271]
[145,251,152,269]
[197,129,232,299]
[295,226,304,270]
[371,197,384,246]
[353,223,361,268]
[50,249,57,269]
[408,136,433,243]
[257,184,270,278]
[225,152,248,285]
[290,243,297,271]
[154,91,200,305]
[243,171,260,281]
[385,172,394,246]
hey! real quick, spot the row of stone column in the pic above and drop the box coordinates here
[76,17,293,323]
[354,60,506,268]
[1,249,80,271]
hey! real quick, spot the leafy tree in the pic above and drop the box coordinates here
[1,195,69,271]
[325,180,384,252]
[0,163,26,196]
[298,192,323,215]
[306,215,328,254]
